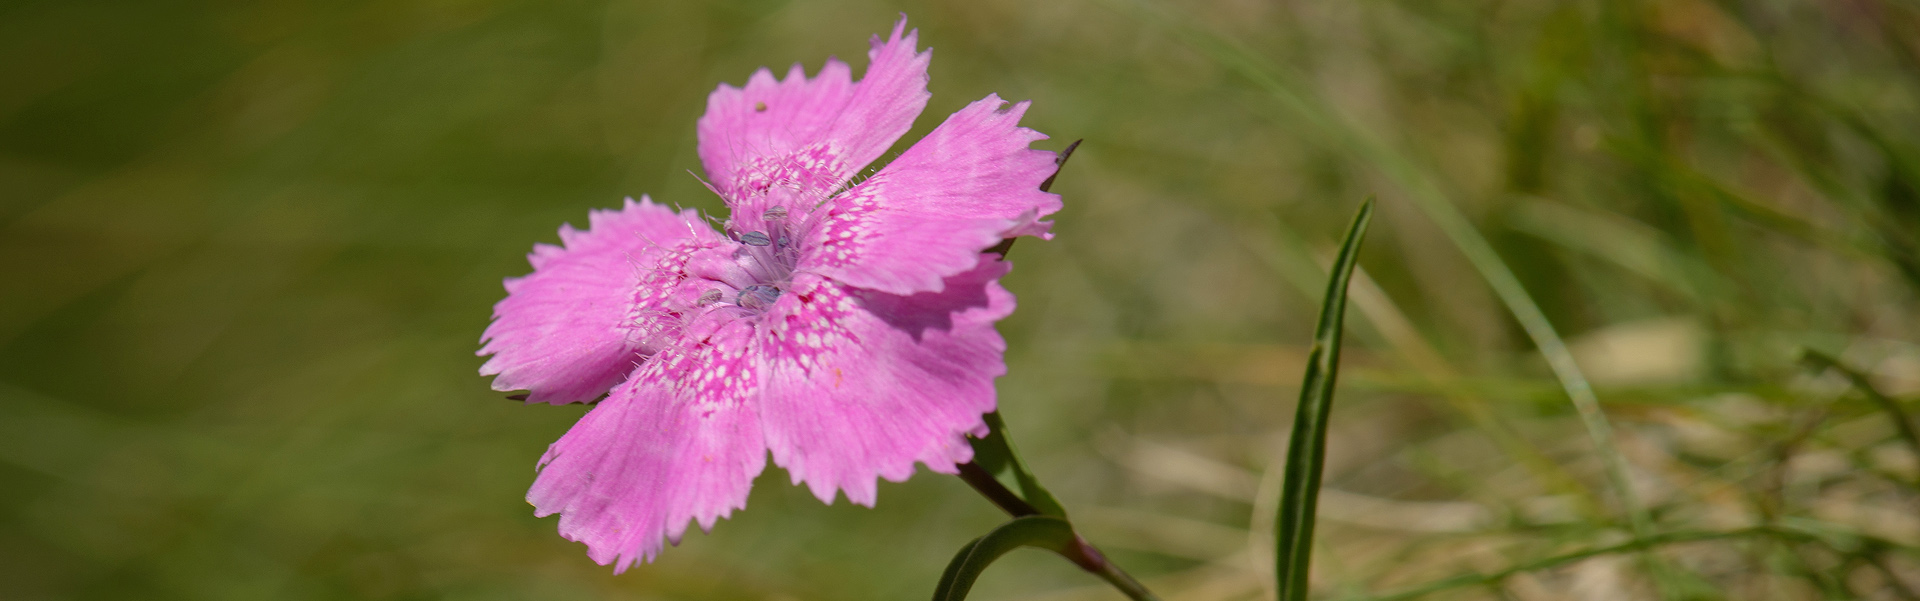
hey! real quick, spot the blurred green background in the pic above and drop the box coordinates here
[4,0,1919,599]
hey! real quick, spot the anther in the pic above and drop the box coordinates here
[697,289,722,306]
[740,231,772,247]
[737,285,781,309]
[763,206,788,221]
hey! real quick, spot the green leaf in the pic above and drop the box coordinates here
[930,516,1078,601]
[968,411,1069,518]
[930,537,984,600]
[1274,198,1373,601]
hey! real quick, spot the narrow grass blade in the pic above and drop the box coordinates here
[967,411,1069,517]
[930,516,1078,601]
[1132,0,1653,545]
[1345,526,1867,601]
[1243,210,1599,509]
[1800,349,1920,489]
[1275,198,1374,601]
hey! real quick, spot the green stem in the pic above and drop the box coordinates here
[957,462,1163,601]
[1067,537,1162,601]
[956,461,1040,517]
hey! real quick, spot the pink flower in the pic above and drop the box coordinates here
[477,17,1062,572]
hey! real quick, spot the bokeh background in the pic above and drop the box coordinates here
[4,0,1919,599]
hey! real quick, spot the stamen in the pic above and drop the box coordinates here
[740,231,772,247]
[697,289,722,306]
[737,285,781,309]
[763,206,788,221]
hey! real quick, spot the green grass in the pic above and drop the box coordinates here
[2,0,1918,599]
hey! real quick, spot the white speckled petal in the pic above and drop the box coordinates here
[757,259,1014,506]
[802,96,1060,296]
[526,319,766,573]
[696,17,929,214]
[478,197,707,405]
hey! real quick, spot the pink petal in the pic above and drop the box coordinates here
[758,259,1015,506]
[802,95,1061,296]
[695,17,930,211]
[526,319,766,573]
[478,197,709,405]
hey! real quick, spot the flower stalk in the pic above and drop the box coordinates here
[956,461,1162,601]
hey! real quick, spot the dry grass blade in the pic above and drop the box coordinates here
[1130,0,1656,553]
[1800,349,1920,490]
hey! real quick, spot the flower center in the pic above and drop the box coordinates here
[694,205,805,315]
